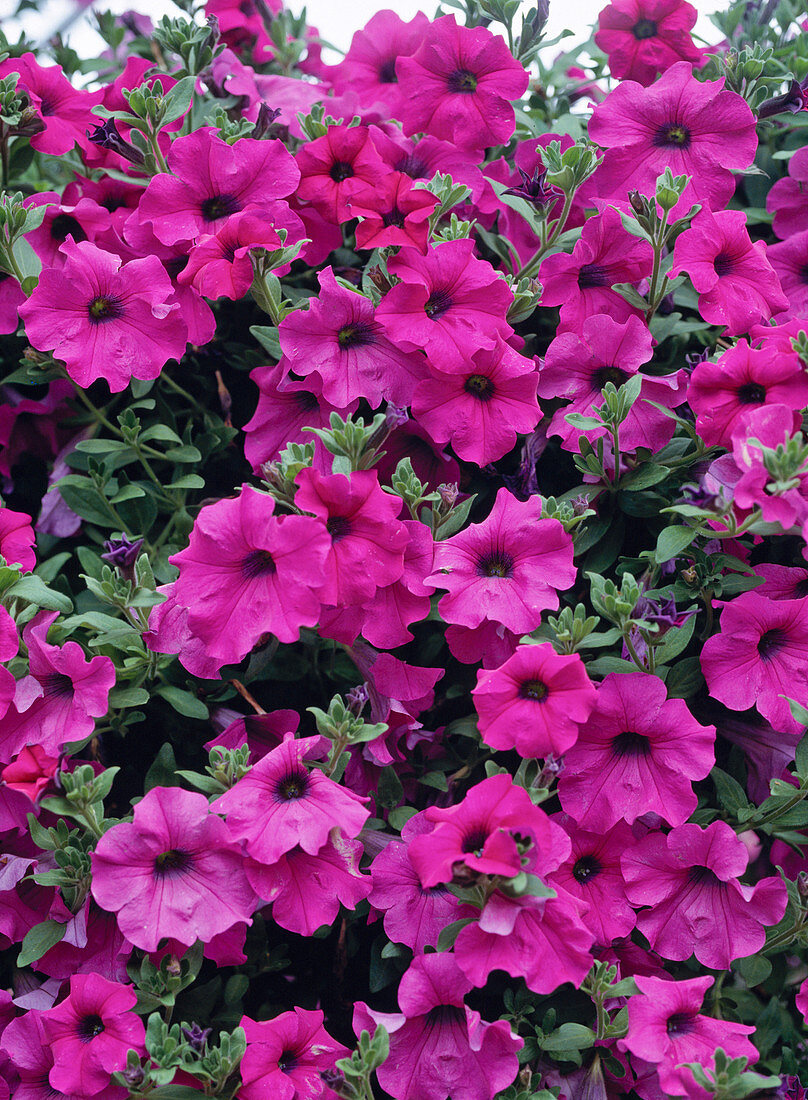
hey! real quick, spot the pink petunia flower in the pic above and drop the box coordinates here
[594,0,704,85]
[767,146,808,240]
[348,172,439,254]
[622,820,788,969]
[558,672,715,831]
[19,239,188,392]
[354,953,522,1100]
[0,508,36,571]
[620,975,757,1099]
[701,591,808,733]
[731,404,808,533]
[238,1008,349,1100]
[136,127,299,246]
[425,487,576,633]
[330,10,433,116]
[25,192,113,268]
[178,210,282,300]
[169,485,330,664]
[90,786,257,952]
[211,735,370,864]
[687,338,808,449]
[412,338,540,466]
[589,60,757,209]
[0,53,99,156]
[768,230,808,318]
[376,239,514,372]
[538,207,653,330]
[295,125,385,224]
[670,208,789,335]
[0,610,115,764]
[279,267,428,408]
[41,974,145,1097]
[396,14,529,151]
[548,815,639,945]
[294,468,408,607]
[472,643,596,758]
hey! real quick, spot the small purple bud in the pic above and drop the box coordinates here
[346,683,369,717]
[437,483,459,509]
[101,534,144,582]
[87,117,145,166]
[384,403,409,431]
[181,1022,212,1053]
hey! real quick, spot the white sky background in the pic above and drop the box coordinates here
[1,0,726,60]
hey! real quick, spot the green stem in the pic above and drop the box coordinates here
[644,211,669,325]
[622,630,649,672]
[516,190,574,279]
[160,371,208,416]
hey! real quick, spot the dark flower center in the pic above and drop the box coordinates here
[38,97,55,116]
[632,18,658,38]
[278,1049,298,1073]
[653,123,691,149]
[327,515,352,541]
[200,193,242,221]
[573,854,602,883]
[713,252,735,277]
[88,295,124,323]
[242,549,277,579]
[666,1011,696,1037]
[50,213,86,243]
[464,373,494,401]
[520,679,548,701]
[737,382,766,404]
[39,672,73,699]
[165,255,189,279]
[379,59,398,84]
[687,864,722,887]
[800,263,808,285]
[154,849,192,876]
[425,1005,466,1027]
[593,366,629,389]
[478,552,514,579]
[396,153,429,179]
[77,1014,105,1043]
[276,768,309,800]
[424,287,453,319]
[758,628,787,659]
[612,730,651,757]
[329,160,354,182]
[447,69,478,94]
[337,321,377,348]
[381,206,406,227]
[461,827,489,856]
[578,263,609,289]
[795,577,808,599]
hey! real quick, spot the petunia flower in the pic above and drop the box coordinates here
[19,238,188,392]
[90,786,257,952]
[358,956,523,1099]
[768,229,808,319]
[295,124,385,224]
[767,146,808,240]
[396,14,529,151]
[348,171,439,254]
[0,508,36,571]
[425,487,576,634]
[238,1008,349,1100]
[178,210,282,300]
[594,0,704,86]
[211,735,370,865]
[0,53,99,156]
[558,672,715,831]
[41,974,145,1097]
[622,820,788,969]
[330,9,432,116]
[472,643,596,758]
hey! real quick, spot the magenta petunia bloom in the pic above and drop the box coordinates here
[212,735,370,864]
[295,124,385,224]
[589,61,757,209]
[408,773,566,888]
[178,210,282,300]
[376,239,514,372]
[370,811,475,952]
[0,508,36,571]
[25,191,113,268]
[248,834,370,936]
[90,786,257,952]
[622,820,788,969]
[701,591,808,733]
[19,238,188,392]
[0,610,115,764]
[594,0,704,85]
[717,710,802,806]
[348,171,439,254]
[137,127,299,246]
[731,404,808,533]
[0,53,98,156]
[539,312,685,453]
[354,953,522,1100]
[621,975,757,1099]
[538,207,653,330]
[294,468,408,607]
[548,815,638,945]
[472,643,596,758]
[330,10,432,116]
[767,146,808,240]
[425,488,576,633]
[768,230,808,318]
[169,485,330,664]
[42,974,145,1096]
[238,1008,349,1100]
[558,672,715,831]
[687,338,808,449]
[396,14,528,151]
[670,208,788,335]
[279,267,428,408]
[412,338,540,466]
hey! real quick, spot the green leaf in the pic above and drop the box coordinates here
[144,743,179,792]
[74,438,131,454]
[796,730,808,780]
[250,325,282,359]
[734,953,772,987]
[142,1088,206,1099]
[654,524,696,564]
[541,1022,597,1053]
[34,553,71,584]
[58,481,117,527]
[108,685,150,708]
[711,767,751,815]
[436,917,476,952]
[108,484,146,504]
[166,474,205,490]
[164,445,202,463]
[664,655,704,699]
[156,685,209,719]
[161,74,196,124]
[653,615,696,666]
[619,463,670,491]
[7,575,72,613]
[17,919,66,967]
